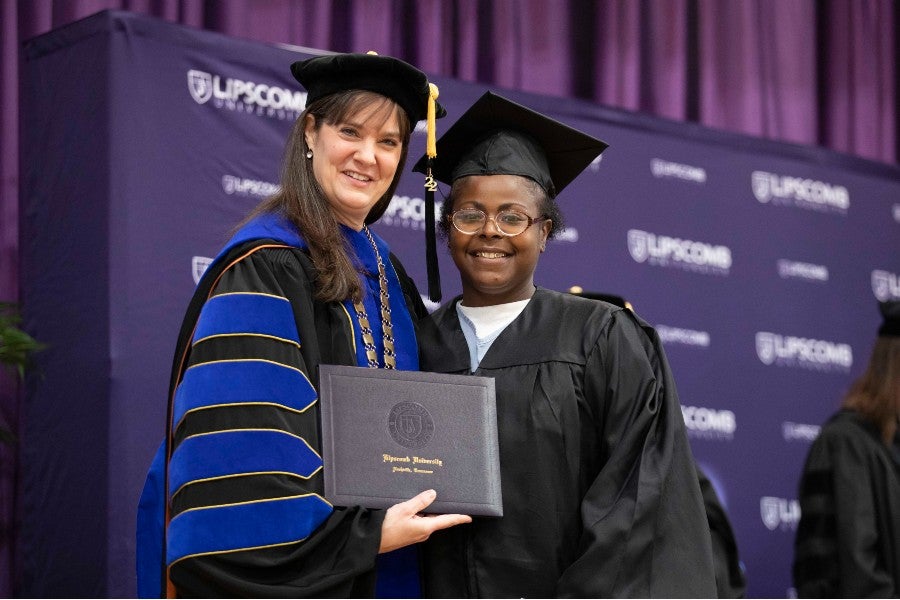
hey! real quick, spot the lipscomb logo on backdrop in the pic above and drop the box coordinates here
[187,69,306,120]
[650,158,707,183]
[657,325,711,348]
[751,170,849,215]
[627,229,731,275]
[380,195,442,231]
[222,174,280,198]
[871,269,900,301]
[552,227,580,242]
[755,331,852,372]
[760,496,800,531]
[681,405,736,441]
[782,421,820,442]
[893,203,900,223]
[777,259,828,283]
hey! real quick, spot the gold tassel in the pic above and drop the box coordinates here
[426,82,439,158]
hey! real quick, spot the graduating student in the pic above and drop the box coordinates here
[412,92,717,598]
[135,52,470,598]
[793,300,900,598]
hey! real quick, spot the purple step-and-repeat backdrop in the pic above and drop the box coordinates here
[20,10,900,598]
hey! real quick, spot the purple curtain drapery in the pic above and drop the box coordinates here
[1,0,896,595]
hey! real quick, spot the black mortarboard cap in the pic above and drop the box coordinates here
[291,52,446,123]
[413,91,608,197]
[878,300,900,337]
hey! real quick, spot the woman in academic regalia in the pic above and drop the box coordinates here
[412,92,718,598]
[136,53,470,598]
[793,300,900,598]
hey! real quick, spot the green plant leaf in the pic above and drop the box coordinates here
[0,302,46,378]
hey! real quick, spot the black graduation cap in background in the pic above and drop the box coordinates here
[412,91,608,301]
[567,287,633,311]
[878,300,900,337]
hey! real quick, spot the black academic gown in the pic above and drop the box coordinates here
[793,409,900,598]
[146,217,428,597]
[417,288,717,598]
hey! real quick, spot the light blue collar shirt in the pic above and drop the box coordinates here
[456,299,530,372]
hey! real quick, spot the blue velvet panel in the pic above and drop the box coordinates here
[166,494,333,565]
[168,429,323,497]
[193,293,299,344]
[172,360,316,426]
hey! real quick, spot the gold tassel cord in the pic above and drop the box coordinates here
[426,82,439,159]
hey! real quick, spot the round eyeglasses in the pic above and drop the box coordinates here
[450,208,548,237]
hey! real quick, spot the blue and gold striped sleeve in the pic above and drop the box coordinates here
[165,248,383,596]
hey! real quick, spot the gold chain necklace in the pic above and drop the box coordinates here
[352,226,396,369]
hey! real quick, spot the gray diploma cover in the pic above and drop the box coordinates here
[318,364,503,517]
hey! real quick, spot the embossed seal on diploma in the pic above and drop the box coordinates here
[388,401,435,449]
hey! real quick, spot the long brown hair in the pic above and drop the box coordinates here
[248,90,412,302]
[841,335,900,444]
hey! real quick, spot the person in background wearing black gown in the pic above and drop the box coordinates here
[411,92,717,598]
[793,300,900,598]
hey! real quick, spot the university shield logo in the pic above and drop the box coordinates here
[871,270,899,302]
[187,70,213,104]
[398,414,422,437]
[192,256,213,285]
[751,171,771,203]
[760,497,781,531]
[388,402,434,449]
[627,229,649,263]
[755,332,776,365]
[872,270,890,301]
